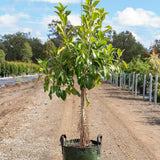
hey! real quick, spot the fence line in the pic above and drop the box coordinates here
[109,72,160,104]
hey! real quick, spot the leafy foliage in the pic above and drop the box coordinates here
[125,55,151,75]
[0,32,44,63]
[20,42,33,62]
[110,30,145,63]
[0,49,5,60]
[148,52,160,76]
[38,0,127,148]
[48,20,76,48]
[29,38,44,63]
[42,40,55,59]
[0,60,39,77]
[39,0,124,101]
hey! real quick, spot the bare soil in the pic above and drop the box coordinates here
[0,80,160,160]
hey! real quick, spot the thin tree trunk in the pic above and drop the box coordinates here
[80,87,89,147]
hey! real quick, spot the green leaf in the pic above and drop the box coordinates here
[90,36,96,43]
[54,6,61,12]
[71,88,77,95]
[97,81,101,87]
[86,94,90,106]
[65,10,71,16]
[91,12,99,21]
[82,4,89,11]
[122,60,128,68]
[76,55,81,64]
[92,50,97,59]
[61,90,67,101]
[85,74,94,90]
[67,28,74,36]
[89,65,96,75]
[103,66,106,78]
[56,23,65,37]
[56,88,61,97]
[44,76,49,92]
[92,0,100,8]
[38,74,43,80]
[58,46,66,55]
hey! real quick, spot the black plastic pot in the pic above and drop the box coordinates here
[60,134,102,160]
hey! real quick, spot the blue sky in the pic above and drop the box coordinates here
[0,0,160,48]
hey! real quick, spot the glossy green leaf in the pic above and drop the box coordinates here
[56,23,65,36]
[82,4,89,11]
[92,0,100,8]
[58,46,66,55]
[61,90,67,100]
[86,94,90,106]
[85,74,93,90]
[65,10,71,16]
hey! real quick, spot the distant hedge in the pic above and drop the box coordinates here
[0,60,39,77]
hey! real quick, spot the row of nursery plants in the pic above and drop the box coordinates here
[108,49,160,103]
[0,60,39,77]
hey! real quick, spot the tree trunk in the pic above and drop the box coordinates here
[80,87,89,147]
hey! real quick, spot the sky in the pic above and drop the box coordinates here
[0,0,160,48]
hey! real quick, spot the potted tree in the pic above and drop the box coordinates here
[38,0,123,159]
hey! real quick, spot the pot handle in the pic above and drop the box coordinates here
[60,134,67,154]
[97,134,102,155]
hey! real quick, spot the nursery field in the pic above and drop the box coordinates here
[0,80,160,160]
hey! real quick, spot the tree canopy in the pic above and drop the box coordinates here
[0,49,5,61]
[110,30,145,63]
[20,42,33,62]
[0,32,44,63]
[42,40,55,59]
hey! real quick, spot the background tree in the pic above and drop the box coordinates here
[154,39,160,53]
[29,38,43,63]
[1,32,29,61]
[20,42,33,62]
[110,30,145,63]
[0,38,5,51]
[0,49,5,61]
[42,40,55,59]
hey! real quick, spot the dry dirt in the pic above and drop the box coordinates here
[0,80,160,160]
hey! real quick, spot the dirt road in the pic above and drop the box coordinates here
[0,80,160,160]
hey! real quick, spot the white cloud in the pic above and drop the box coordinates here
[117,8,160,28]
[35,31,42,36]
[0,14,18,27]
[29,0,80,4]
[156,35,160,39]
[68,14,81,26]
[0,13,29,28]
[21,27,33,33]
[131,31,142,42]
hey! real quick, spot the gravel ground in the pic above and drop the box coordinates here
[0,81,160,160]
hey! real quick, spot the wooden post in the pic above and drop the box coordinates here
[135,73,140,96]
[128,74,131,92]
[132,72,135,94]
[143,74,146,100]
[120,73,122,88]
[154,75,158,104]
[124,73,126,90]
[110,74,112,84]
[116,74,118,86]
[149,73,153,102]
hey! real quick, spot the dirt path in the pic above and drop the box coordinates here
[0,81,160,160]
